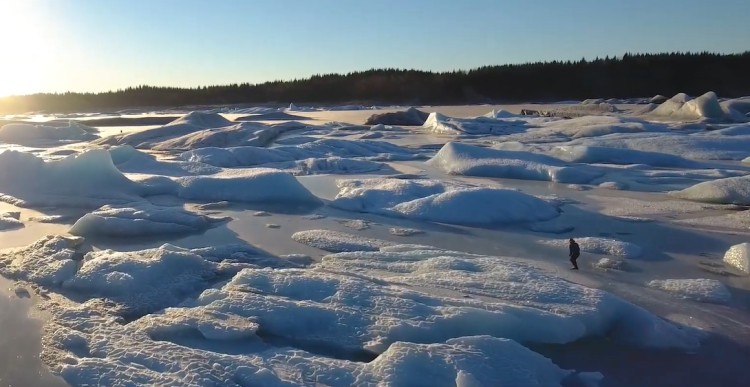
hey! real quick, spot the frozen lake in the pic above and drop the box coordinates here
[1,95,750,386]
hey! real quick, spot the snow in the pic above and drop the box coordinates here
[541,237,643,258]
[0,149,142,208]
[176,168,321,205]
[671,175,750,205]
[647,279,731,304]
[0,235,84,286]
[0,122,97,145]
[723,242,750,274]
[428,142,602,184]
[291,229,393,252]
[69,203,226,238]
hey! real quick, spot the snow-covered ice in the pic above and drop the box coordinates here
[0,122,98,146]
[541,237,643,258]
[723,243,750,274]
[647,279,731,304]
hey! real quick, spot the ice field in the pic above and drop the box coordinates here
[2,92,750,386]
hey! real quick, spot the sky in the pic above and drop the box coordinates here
[0,0,748,97]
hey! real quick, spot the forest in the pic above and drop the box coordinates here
[1,51,748,113]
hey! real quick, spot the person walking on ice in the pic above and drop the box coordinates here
[569,238,580,270]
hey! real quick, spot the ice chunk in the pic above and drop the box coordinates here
[650,92,737,121]
[0,211,23,230]
[108,145,220,176]
[389,227,424,236]
[365,107,429,126]
[177,168,321,205]
[423,112,528,135]
[723,243,750,273]
[428,142,602,184]
[392,187,560,226]
[671,175,750,205]
[69,203,226,238]
[292,229,392,252]
[151,121,305,150]
[0,122,97,146]
[332,178,450,213]
[594,258,627,271]
[541,237,643,258]
[0,149,142,208]
[132,307,260,341]
[551,145,700,168]
[0,235,83,286]
[647,279,731,304]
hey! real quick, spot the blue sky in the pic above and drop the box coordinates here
[0,0,748,96]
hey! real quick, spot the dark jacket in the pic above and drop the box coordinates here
[569,242,580,257]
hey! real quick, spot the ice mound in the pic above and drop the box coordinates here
[331,178,560,226]
[594,258,627,271]
[647,279,731,304]
[537,115,659,139]
[62,246,217,314]
[181,138,422,168]
[428,142,602,184]
[391,187,560,225]
[268,156,386,176]
[359,336,570,386]
[1,236,291,317]
[0,149,142,208]
[541,237,643,258]
[423,112,528,135]
[151,121,305,150]
[108,145,221,176]
[722,97,750,115]
[551,145,700,168]
[0,122,98,145]
[0,235,83,286]
[650,92,736,121]
[69,203,227,237]
[365,107,430,125]
[176,168,321,205]
[671,175,750,205]
[292,229,393,252]
[0,211,23,230]
[723,243,750,274]
[95,111,233,147]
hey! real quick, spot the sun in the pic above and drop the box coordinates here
[0,1,53,97]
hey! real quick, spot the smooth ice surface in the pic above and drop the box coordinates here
[647,279,731,304]
[69,203,226,237]
[541,237,643,258]
[0,122,97,146]
[723,243,750,274]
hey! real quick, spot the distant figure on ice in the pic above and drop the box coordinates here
[569,238,580,270]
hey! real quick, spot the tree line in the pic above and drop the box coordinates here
[1,51,749,113]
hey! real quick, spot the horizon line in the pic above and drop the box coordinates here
[2,49,748,99]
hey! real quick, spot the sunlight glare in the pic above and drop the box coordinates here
[0,1,53,96]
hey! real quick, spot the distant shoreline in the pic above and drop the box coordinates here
[1,51,749,114]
